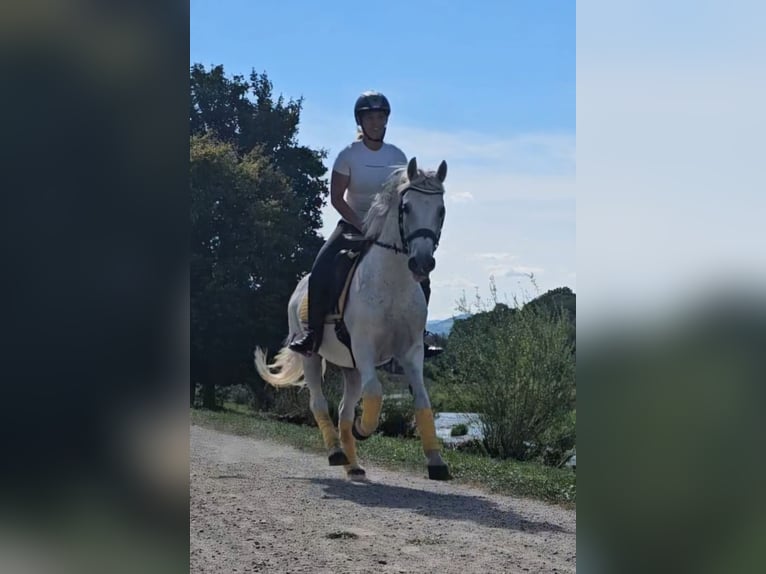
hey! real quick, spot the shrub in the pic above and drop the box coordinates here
[538,409,576,467]
[453,438,488,456]
[451,423,468,437]
[223,383,254,405]
[445,279,576,462]
[378,397,416,438]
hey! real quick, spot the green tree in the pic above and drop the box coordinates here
[190,64,329,408]
[191,137,292,407]
[190,63,327,257]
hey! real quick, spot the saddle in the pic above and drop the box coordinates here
[298,233,370,353]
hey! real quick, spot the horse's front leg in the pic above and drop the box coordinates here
[350,344,384,442]
[338,367,366,480]
[303,355,347,467]
[399,344,450,480]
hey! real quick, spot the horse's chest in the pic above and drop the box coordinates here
[352,263,426,321]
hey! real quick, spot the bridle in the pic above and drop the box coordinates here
[373,183,445,255]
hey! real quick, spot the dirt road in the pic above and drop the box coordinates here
[190,424,576,574]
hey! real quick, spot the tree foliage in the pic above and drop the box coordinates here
[190,63,327,246]
[190,64,329,408]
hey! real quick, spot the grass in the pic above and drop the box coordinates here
[191,405,576,508]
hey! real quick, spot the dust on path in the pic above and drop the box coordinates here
[190,424,576,574]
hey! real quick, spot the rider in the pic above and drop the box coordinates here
[288,90,443,358]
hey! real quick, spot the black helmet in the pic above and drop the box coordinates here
[354,91,391,125]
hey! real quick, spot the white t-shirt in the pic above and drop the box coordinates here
[332,140,408,221]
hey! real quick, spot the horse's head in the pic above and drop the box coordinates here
[399,157,447,281]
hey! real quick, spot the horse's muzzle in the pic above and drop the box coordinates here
[408,255,435,277]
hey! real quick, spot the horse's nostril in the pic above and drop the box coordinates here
[408,258,418,273]
[425,256,435,272]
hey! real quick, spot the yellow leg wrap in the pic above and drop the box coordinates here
[315,412,339,450]
[338,420,357,466]
[358,395,383,436]
[415,408,441,453]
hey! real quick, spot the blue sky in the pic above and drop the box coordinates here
[191,0,576,319]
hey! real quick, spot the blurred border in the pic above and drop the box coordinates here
[577,1,766,572]
[0,2,189,573]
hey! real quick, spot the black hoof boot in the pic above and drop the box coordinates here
[347,468,367,481]
[427,465,451,481]
[352,419,371,441]
[328,449,349,466]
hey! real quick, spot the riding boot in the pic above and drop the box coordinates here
[289,282,328,356]
[289,220,350,356]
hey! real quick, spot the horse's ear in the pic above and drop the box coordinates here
[436,160,447,183]
[407,157,418,181]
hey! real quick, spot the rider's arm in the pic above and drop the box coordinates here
[330,170,364,232]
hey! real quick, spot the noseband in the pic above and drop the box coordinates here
[373,183,445,255]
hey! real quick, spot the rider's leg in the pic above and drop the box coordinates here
[289,221,358,355]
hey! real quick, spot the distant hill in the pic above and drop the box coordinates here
[426,313,471,336]
[426,288,575,338]
[527,287,576,323]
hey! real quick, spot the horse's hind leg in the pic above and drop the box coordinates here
[338,368,365,480]
[303,355,347,466]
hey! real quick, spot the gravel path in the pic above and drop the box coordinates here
[190,424,576,573]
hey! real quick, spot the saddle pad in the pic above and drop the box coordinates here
[298,254,360,324]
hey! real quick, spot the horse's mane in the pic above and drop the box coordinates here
[363,165,445,239]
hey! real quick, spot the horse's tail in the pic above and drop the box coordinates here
[254,346,305,388]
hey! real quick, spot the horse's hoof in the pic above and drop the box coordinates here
[328,449,349,466]
[352,420,371,441]
[347,468,367,481]
[427,465,451,481]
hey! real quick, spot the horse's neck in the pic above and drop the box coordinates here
[361,208,412,286]
[376,207,404,251]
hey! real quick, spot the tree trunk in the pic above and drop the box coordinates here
[202,382,217,409]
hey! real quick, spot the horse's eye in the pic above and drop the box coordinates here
[438,207,446,219]
[402,203,411,214]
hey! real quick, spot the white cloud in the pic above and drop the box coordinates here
[430,276,479,289]
[472,253,544,280]
[475,253,518,262]
[388,125,575,203]
[449,190,474,203]
[504,266,544,277]
[393,126,575,175]
[447,171,575,202]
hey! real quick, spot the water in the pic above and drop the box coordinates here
[434,412,484,444]
[435,411,576,468]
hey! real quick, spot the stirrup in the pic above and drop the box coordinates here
[289,331,315,355]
